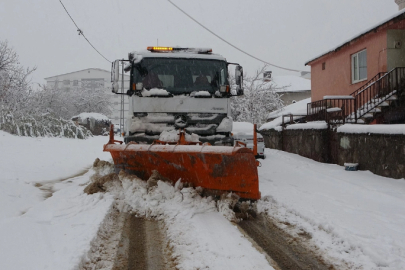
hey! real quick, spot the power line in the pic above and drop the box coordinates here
[58,0,111,63]
[166,0,303,73]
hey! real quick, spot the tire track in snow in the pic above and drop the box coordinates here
[238,214,333,270]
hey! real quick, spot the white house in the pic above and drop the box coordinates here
[44,68,129,128]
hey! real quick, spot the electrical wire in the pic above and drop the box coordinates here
[58,0,111,63]
[167,0,303,73]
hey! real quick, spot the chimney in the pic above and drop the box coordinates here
[396,0,405,10]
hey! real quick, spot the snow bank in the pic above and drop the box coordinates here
[338,124,405,135]
[0,132,113,270]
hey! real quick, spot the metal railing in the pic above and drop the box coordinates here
[354,67,405,120]
[307,67,405,124]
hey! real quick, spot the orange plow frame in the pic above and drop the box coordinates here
[104,126,261,200]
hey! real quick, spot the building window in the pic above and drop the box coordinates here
[63,80,70,85]
[322,62,325,70]
[352,49,367,83]
[73,80,78,86]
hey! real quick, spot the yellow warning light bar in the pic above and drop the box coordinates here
[147,47,213,54]
[147,46,173,52]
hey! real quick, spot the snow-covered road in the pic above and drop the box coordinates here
[1,130,405,269]
[259,149,405,269]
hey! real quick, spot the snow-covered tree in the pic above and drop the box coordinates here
[31,82,112,119]
[0,40,36,114]
[230,65,284,125]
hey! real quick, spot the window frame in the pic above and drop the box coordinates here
[351,49,367,84]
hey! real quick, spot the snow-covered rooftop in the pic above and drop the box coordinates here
[270,75,311,92]
[259,97,310,131]
[44,68,113,80]
[305,9,405,65]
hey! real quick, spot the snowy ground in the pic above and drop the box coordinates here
[1,130,405,269]
[259,149,405,269]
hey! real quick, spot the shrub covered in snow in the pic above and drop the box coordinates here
[0,111,92,139]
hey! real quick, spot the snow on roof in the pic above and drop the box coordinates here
[337,124,405,135]
[44,68,114,80]
[72,112,110,121]
[259,97,310,131]
[134,49,227,61]
[267,97,310,120]
[270,75,311,92]
[305,9,405,65]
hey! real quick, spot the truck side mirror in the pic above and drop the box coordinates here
[235,65,244,96]
[111,60,120,93]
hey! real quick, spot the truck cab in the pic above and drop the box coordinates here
[111,47,244,145]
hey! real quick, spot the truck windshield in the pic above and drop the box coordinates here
[132,58,228,95]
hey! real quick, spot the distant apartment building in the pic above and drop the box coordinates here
[44,68,129,127]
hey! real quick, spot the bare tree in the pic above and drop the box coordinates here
[231,65,284,125]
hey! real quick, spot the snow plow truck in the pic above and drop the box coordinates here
[104,46,260,200]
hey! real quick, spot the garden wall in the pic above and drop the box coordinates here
[260,125,405,179]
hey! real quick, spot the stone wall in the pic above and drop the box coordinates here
[260,129,282,150]
[337,133,405,179]
[260,128,329,163]
[260,128,405,179]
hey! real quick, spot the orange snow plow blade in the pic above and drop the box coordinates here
[103,127,260,200]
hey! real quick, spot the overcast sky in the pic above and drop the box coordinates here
[0,0,399,85]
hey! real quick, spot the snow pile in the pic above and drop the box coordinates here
[102,171,272,270]
[142,88,171,97]
[0,111,92,139]
[159,129,200,143]
[338,124,405,135]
